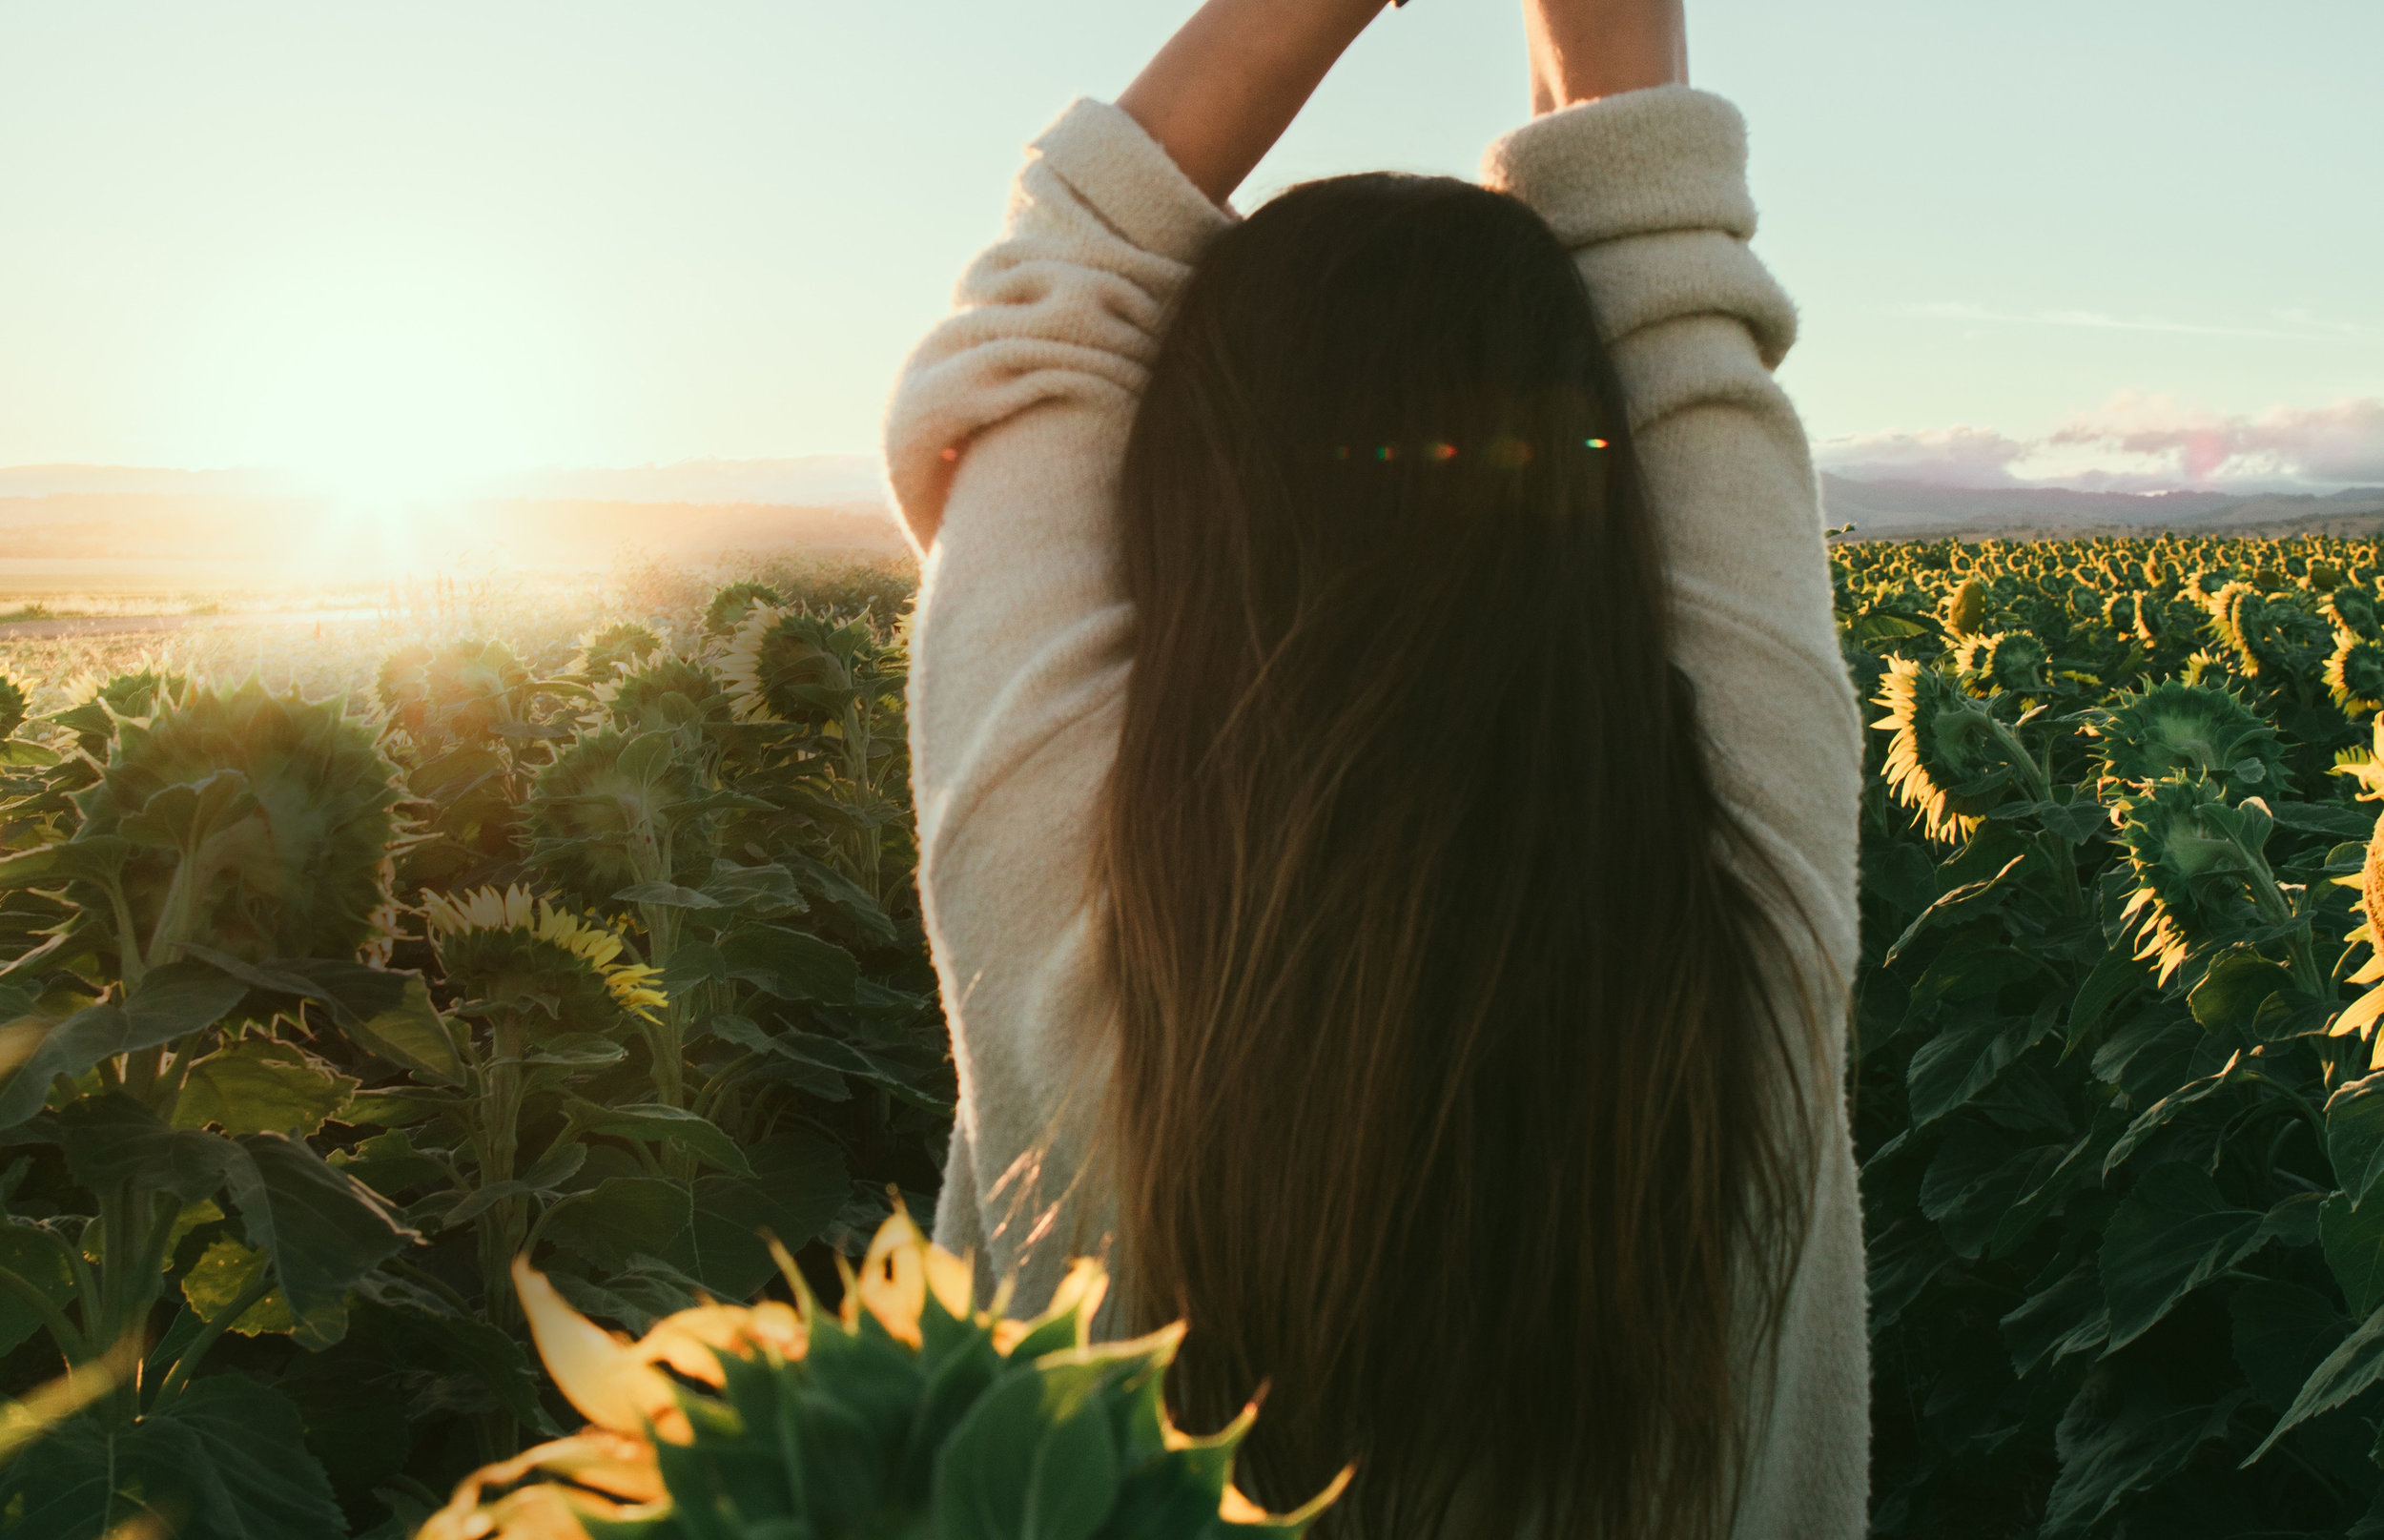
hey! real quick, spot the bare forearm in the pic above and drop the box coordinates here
[1117,0,1387,205]
[1523,0,1687,113]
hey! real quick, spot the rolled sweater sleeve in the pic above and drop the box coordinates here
[882,100,1231,1283]
[1486,88,1865,1047]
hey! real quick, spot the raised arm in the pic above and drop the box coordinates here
[1523,0,1688,113]
[1117,0,1388,206]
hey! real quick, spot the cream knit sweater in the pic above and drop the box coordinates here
[884,87,1868,1539]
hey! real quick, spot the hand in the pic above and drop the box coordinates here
[1523,0,1687,114]
[1116,0,1389,205]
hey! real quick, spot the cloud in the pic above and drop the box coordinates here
[1818,395,2384,492]
[1809,426,2036,488]
[2049,394,2384,486]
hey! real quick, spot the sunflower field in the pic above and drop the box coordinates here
[0,577,954,1538]
[22,529,2384,1540]
[1846,533,2384,1538]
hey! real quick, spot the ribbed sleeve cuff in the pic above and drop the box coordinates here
[1030,98,1238,266]
[1480,85,1758,250]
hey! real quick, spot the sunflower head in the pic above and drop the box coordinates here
[1943,578,1989,639]
[2307,560,2349,593]
[568,622,665,684]
[525,728,711,907]
[2086,679,2286,799]
[424,884,665,1026]
[597,655,731,737]
[2110,774,2259,982]
[70,679,401,967]
[1873,658,2019,844]
[1951,629,2050,696]
[700,581,788,639]
[418,1209,1346,1540]
[51,668,187,758]
[2327,634,2384,716]
[2206,581,2330,681]
[376,639,535,752]
[719,605,859,727]
[2323,584,2382,641]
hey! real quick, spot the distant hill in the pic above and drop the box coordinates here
[1820,475,2384,541]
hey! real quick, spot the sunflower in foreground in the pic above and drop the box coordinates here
[720,604,858,728]
[425,884,667,1026]
[2109,775,2257,983]
[416,1209,1347,1540]
[2327,633,2384,716]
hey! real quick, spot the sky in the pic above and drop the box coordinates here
[3,0,2378,495]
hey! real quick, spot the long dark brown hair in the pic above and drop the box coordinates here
[1098,172,1821,1539]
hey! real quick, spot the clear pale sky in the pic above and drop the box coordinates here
[4,1,2378,491]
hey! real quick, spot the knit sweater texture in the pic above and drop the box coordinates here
[884,86,1868,1539]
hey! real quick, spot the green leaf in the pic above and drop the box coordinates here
[223,1132,416,1350]
[661,1133,850,1299]
[54,1093,241,1202]
[2045,1370,2247,1537]
[0,1220,77,1356]
[120,770,257,851]
[0,1373,344,1540]
[2230,1279,2350,1414]
[2246,1301,2384,1465]
[2099,1162,2267,1350]
[935,1365,1058,1540]
[2328,1070,2384,1209]
[717,922,859,1004]
[2065,950,2150,1052]
[341,974,461,1085]
[2322,1188,2384,1320]
[2101,1049,2246,1177]
[1906,1015,2045,1126]
[326,1130,449,1201]
[2003,1256,2110,1379]
[2188,946,2295,1034]
[563,1098,753,1178]
[612,881,726,909]
[0,837,131,892]
[180,1234,297,1335]
[173,1037,357,1137]
[1020,1394,1121,1540]
[2268,800,2376,837]
[0,962,248,1129]
[541,1176,695,1272]
[1880,854,2026,969]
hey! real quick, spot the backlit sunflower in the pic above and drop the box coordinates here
[2110,775,2255,983]
[719,604,857,728]
[1874,658,2015,845]
[2327,634,2384,716]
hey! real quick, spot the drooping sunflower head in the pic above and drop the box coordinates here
[2086,678,2286,799]
[567,622,664,684]
[596,655,731,736]
[424,884,666,1026]
[2110,774,2256,982]
[524,728,711,906]
[719,605,858,727]
[1951,629,2050,696]
[1873,658,2015,845]
[376,639,534,750]
[2307,560,2349,594]
[1943,577,1989,639]
[71,679,401,966]
[2206,581,2330,680]
[700,581,788,639]
[2323,585,2382,641]
[2328,634,2384,716]
[0,673,27,741]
